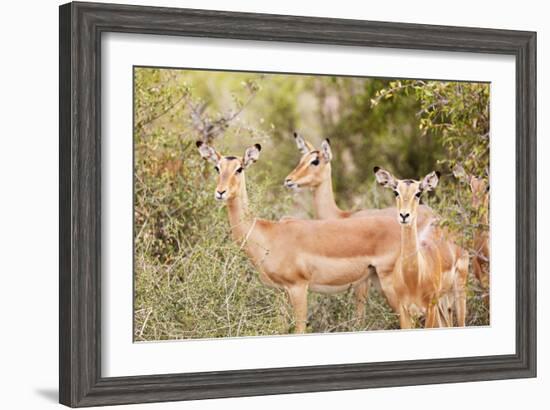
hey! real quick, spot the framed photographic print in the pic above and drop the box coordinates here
[59,1,536,407]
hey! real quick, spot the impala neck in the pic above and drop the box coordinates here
[313,165,343,219]
[399,218,421,284]
[226,174,254,243]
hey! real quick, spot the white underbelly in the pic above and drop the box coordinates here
[309,283,353,294]
[305,255,377,288]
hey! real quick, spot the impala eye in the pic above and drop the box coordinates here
[393,191,399,197]
[235,167,243,174]
[311,158,320,166]
[415,191,422,198]
[214,166,220,173]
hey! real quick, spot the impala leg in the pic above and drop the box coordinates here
[398,305,412,329]
[353,278,370,323]
[454,256,469,327]
[439,296,453,327]
[474,254,490,288]
[447,305,454,327]
[482,241,491,290]
[473,255,488,304]
[454,289,467,327]
[287,283,309,334]
[480,259,490,306]
[378,272,399,312]
[425,303,440,328]
[472,256,482,285]
[481,262,490,290]
[435,302,445,327]
[482,266,490,307]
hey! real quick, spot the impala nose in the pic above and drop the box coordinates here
[399,213,410,223]
[284,178,295,188]
[215,190,226,200]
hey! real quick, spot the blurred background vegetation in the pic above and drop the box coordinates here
[134,67,490,341]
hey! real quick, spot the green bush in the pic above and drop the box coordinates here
[133,68,490,341]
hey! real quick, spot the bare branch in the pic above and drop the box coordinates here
[187,84,261,144]
[137,91,188,129]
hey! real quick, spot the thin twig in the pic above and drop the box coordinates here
[139,308,153,337]
[137,92,188,129]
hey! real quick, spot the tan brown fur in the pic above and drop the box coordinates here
[375,167,468,329]
[469,176,490,290]
[284,134,435,319]
[197,141,409,333]
[453,166,490,293]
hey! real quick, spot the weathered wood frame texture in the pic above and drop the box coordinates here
[59,2,536,407]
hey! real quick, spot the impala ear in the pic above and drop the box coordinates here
[320,138,333,162]
[196,140,220,164]
[243,144,262,168]
[420,171,440,192]
[294,132,314,154]
[373,166,397,189]
[452,164,468,182]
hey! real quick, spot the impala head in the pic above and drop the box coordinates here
[374,167,440,225]
[469,176,489,208]
[196,141,261,201]
[284,132,333,189]
[452,164,489,208]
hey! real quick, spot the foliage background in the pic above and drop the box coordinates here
[133,67,490,341]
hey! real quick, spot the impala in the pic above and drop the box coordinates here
[469,176,490,290]
[283,133,435,319]
[374,167,469,328]
[453,165,490,290]
[196,141,406,333]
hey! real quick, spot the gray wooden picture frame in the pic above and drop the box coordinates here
[59,1,537,407]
